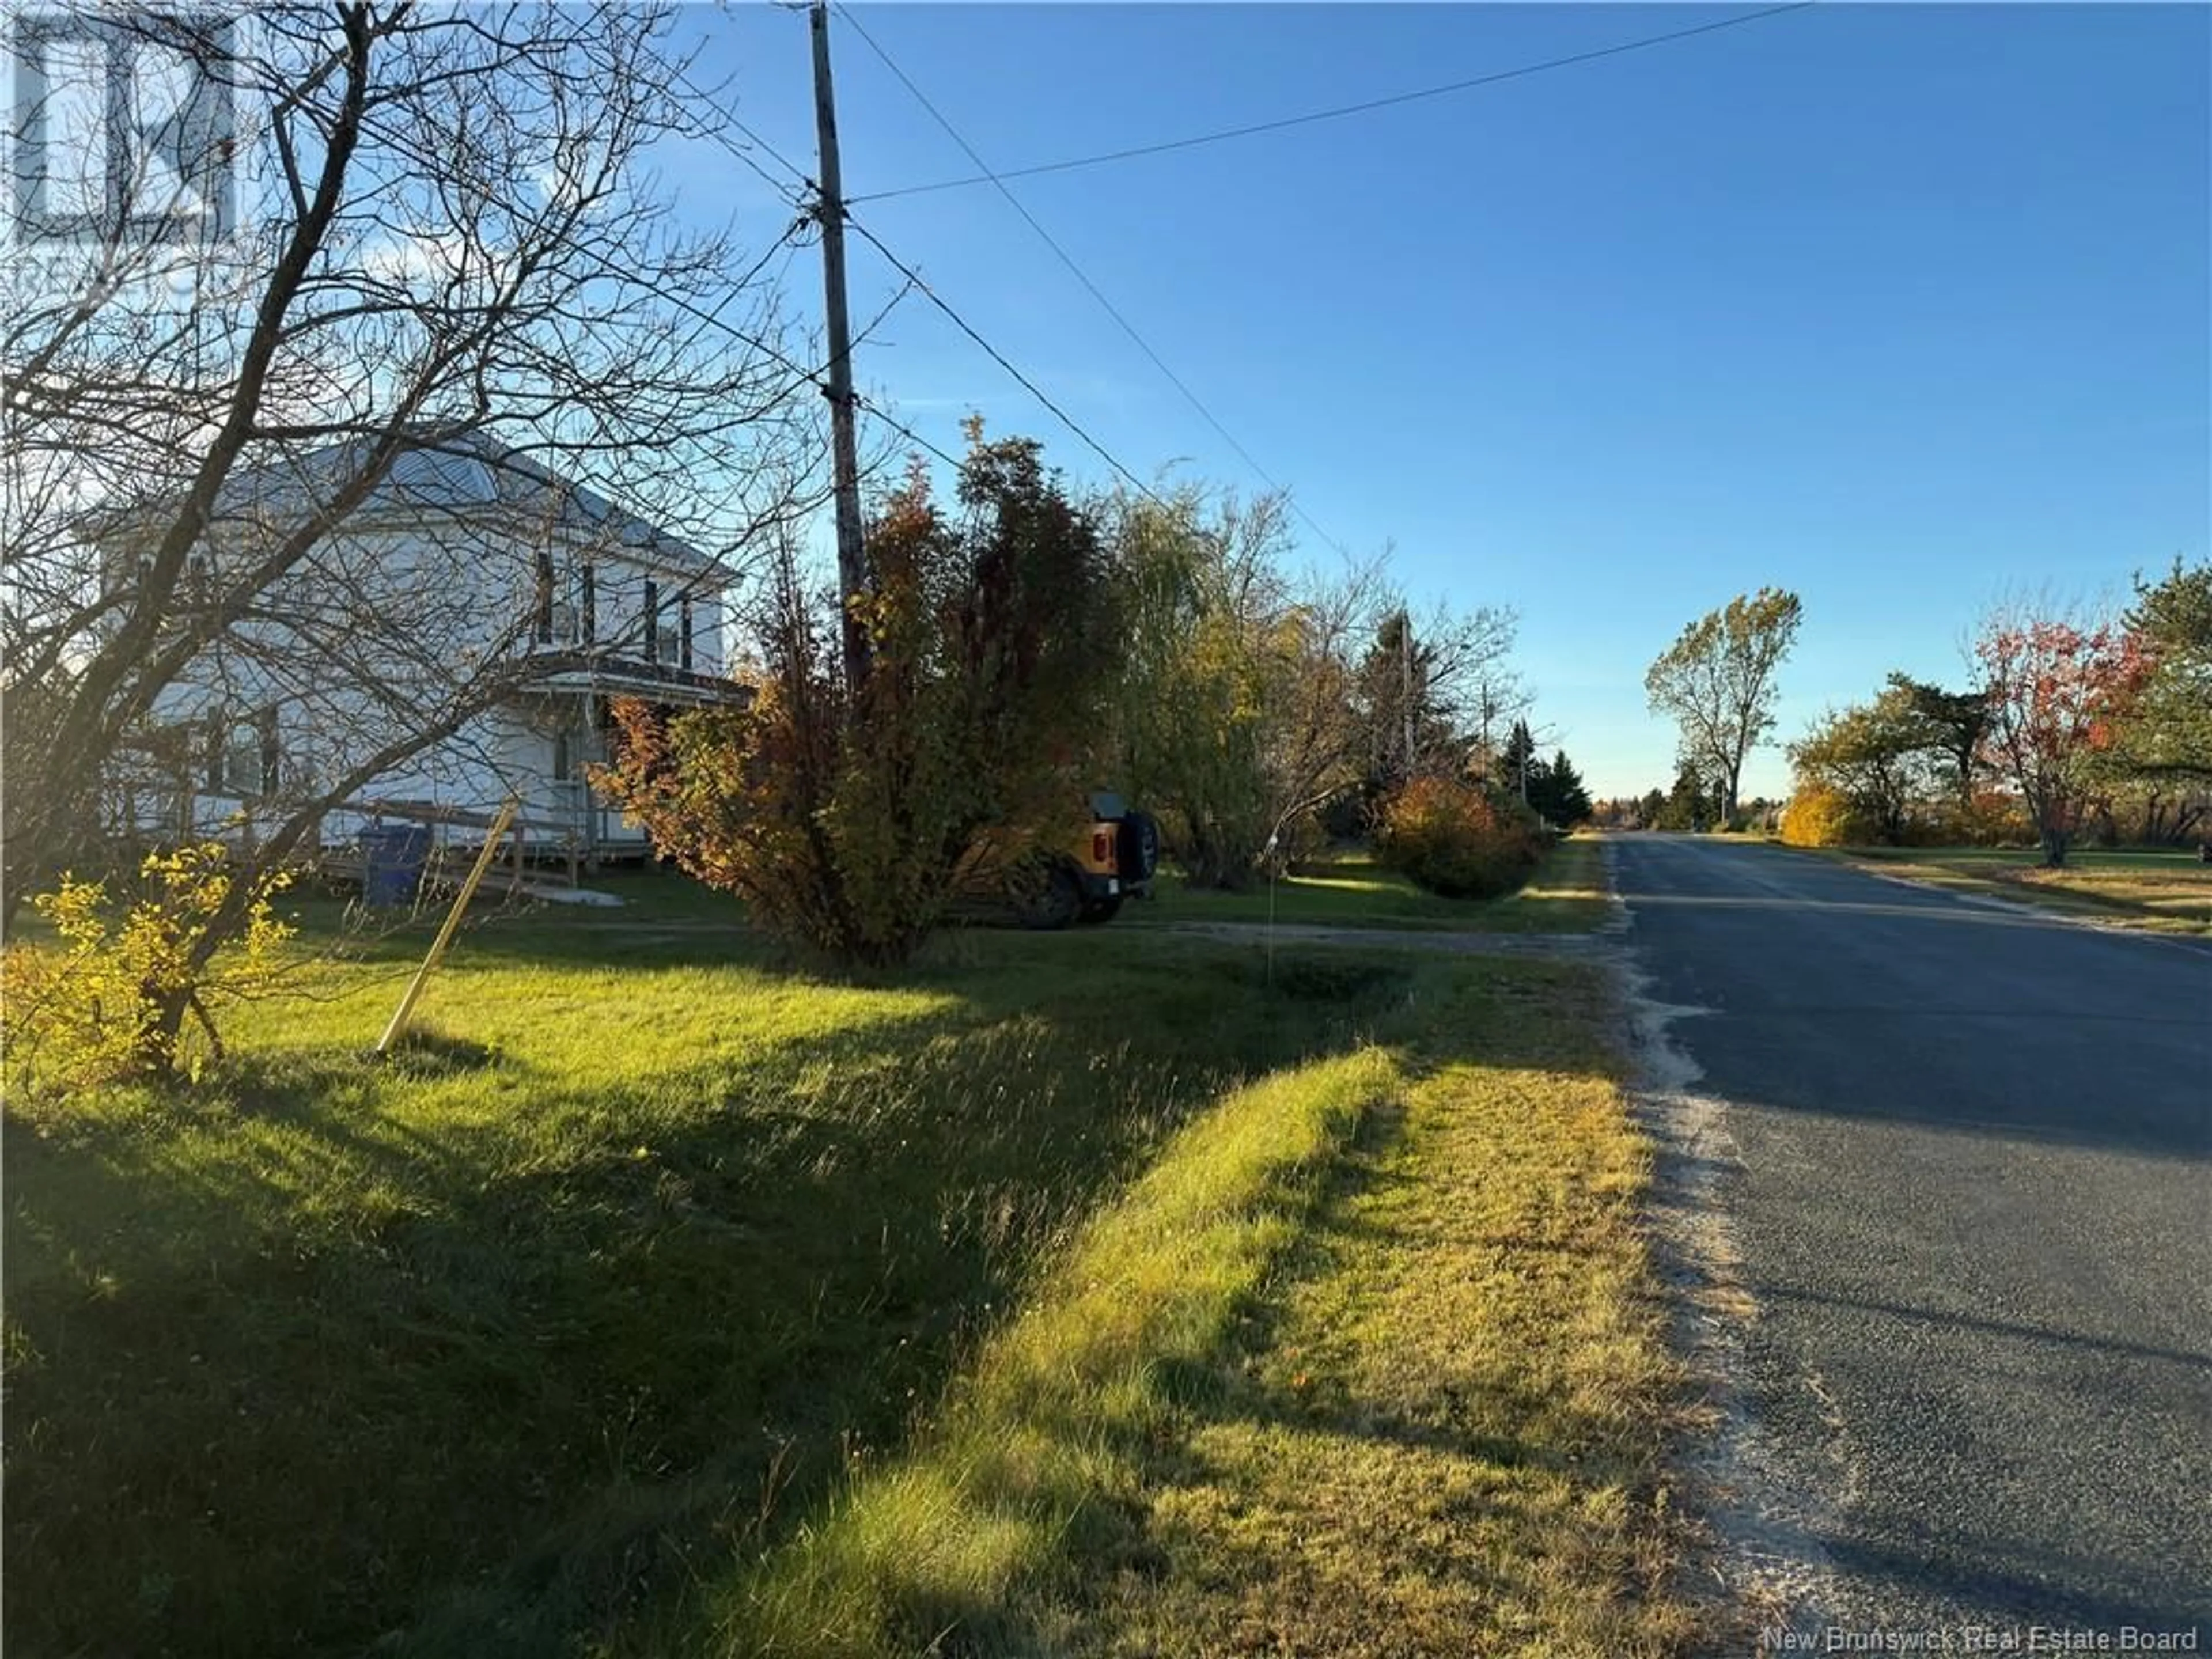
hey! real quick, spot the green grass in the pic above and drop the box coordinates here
[720,1045,1399,1657]
[6,854,1684,1657]
[1033,957,1694,1657]
[1135,834,1614,935]
[1802,844,2212,935]
[721,955,1695,1657]
[3,882,1416,1658]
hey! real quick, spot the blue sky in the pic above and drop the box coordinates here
[666,2,2209,800]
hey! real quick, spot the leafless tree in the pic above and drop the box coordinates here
[3,0,824,987]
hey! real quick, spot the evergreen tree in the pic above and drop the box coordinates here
[1355,608,1465,793]
[1657,760,1714,831]
[1528,748,1593,827]
[1501,719,1539,802]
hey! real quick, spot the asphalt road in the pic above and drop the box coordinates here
[1609,835,2212,1647]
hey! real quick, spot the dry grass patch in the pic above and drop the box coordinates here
[699,954,1693,1658]
[718,1050,1401,1657]
[1821,846,2212,935]
[1043,962,1693,1658]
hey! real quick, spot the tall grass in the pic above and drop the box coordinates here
[3,887,1416,1659]
[722,1050,1397,1657]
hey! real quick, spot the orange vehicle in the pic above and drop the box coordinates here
[1001,790,1160,929]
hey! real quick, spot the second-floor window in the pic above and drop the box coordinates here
[642,577,658,661]
[257,709,281,797]
[679,594,694,670]
[580,563,596,645]
[202,708,280,797]
[534,548,555,644]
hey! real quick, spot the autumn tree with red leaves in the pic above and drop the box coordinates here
[1972,604,2152,868]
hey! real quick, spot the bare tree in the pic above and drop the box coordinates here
[1356,594,1521,793]
[3,0,820,1003]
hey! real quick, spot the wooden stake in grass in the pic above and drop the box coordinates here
[375,797,520,1055]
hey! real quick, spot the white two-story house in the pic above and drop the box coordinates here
[106,430,748,866]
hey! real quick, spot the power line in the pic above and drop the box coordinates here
[847,2,1817,206]
[678,21,1148,499]
[671,49,817,199]
[668,226,808,365]
[675,12,1183,510]
[842,215,1164,505]
[834,3,1327,547]
[854,392,965,474]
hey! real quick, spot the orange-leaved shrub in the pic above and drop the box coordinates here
[1932,790,2038,849]
[1374,778,1541,899]
[592,431,1119,968]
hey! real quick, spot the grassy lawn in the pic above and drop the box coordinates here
[5,858,1684,1657]
[1135,833,1614,935]
[1099,961,1691,1656]
[1806,844,2212,935]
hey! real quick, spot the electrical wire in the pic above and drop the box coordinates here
[847,2,1817,205]
[681,19,1156,495]
[836,1,1344,551]
[841,215,1165,504]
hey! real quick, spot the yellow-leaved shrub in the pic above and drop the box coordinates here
[1778,783,1863,847]
[2,844,293,1096]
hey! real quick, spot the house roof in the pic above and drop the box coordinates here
[200,428,725,579]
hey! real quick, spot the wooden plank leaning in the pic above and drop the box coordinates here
[374,796,521,1055]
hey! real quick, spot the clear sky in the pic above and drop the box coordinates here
[665,2,2209,801]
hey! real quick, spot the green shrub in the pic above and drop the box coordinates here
[1374,778,1540,899]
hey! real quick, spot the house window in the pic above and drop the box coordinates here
[580,562,596,644]
[257,709,281,797]
[642,577,658,661]
[680,594,694,671]
[203,713,225,791]
[224,724,262,798]
[534,548,555,644]
[553,729,573,782]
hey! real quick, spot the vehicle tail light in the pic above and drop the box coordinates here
[1092,830,1113,866]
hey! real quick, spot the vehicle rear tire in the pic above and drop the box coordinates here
[1009,858,1083,930]
[1076,895,1123,925]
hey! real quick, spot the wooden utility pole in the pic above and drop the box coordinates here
[810,1,870,694]
[1400,609,1415,781]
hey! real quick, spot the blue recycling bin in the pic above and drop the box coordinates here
[359,824,433,906]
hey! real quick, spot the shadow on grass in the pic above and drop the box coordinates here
[824,960,1677,1658]
[2,934,1420,1659]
